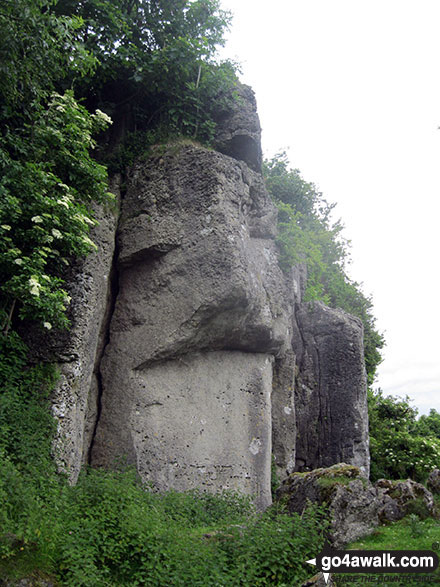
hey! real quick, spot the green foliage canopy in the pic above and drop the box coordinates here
[264,152,385,384]
[54,0,238,145]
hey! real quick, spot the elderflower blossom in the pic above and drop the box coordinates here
[43,322,52,330]
[31,216,43,223]
[57,195,71,209]
[94,109,112,125]
[74,212,96,226]
[82,235,97,249]
[14,258,23,265]
[28,277,41,296]
[52,228,62,239]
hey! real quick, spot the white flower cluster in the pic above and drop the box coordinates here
[28,276,41,297]
[94,109,113,126]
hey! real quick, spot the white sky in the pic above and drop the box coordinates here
[219,0,440,415]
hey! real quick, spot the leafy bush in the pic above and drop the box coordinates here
[55,0,239,148]
[0,92,112,331]
[368,389,440,482]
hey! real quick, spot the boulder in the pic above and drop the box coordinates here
[276,463,378,547]
[375,478,436,520]
[427,469,440,494]
[302,573,336,587]
[293,301,370,477]
[277,464,438,548]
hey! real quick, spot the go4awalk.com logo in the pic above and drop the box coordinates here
[307,545,439,584]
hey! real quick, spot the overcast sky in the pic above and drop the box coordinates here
[219,0,440,415]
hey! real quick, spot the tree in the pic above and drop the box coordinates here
[0,0,236,332]
[0,1,111,332]
[54,0,237,146]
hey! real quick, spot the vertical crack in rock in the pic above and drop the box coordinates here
[86,238,121,464]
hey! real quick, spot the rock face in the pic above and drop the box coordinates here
[46,86,370,507]
[91,145,290,510]
[22,178,120,483]
[214,83,263,173]
[293,301,370,477]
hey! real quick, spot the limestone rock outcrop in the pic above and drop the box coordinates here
[91,144,290,509]
[293,301,370,477]
[276,464,378,547]
[375,478,437,520]
[214,83,263,173]
[427,469,440,494]
[44,85,370,508]
[21,178,120,483]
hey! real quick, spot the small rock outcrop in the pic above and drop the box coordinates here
[214,83,263,173]
[276,464,377,547]
[427,469,440,494]
[302,573,336,587]
[375,478,437,520]
[276,464,437,547]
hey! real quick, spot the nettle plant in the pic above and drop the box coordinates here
[0,91,113,332]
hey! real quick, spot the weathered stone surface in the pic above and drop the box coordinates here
[276,464,379,547]
[39,91,372,506]
[293,301,370,477]
[375,478,437,520]
[91,144,291,509]
[271,265,307,481]
[213,83,263,173]
[427,469,440,494]
[95,351,273,509]
[271,350,296,481]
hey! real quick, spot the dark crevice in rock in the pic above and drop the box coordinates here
[86,199,123,465]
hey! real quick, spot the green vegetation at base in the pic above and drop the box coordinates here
[0,332,329,586]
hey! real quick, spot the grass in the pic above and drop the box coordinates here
[332,513,440,586]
